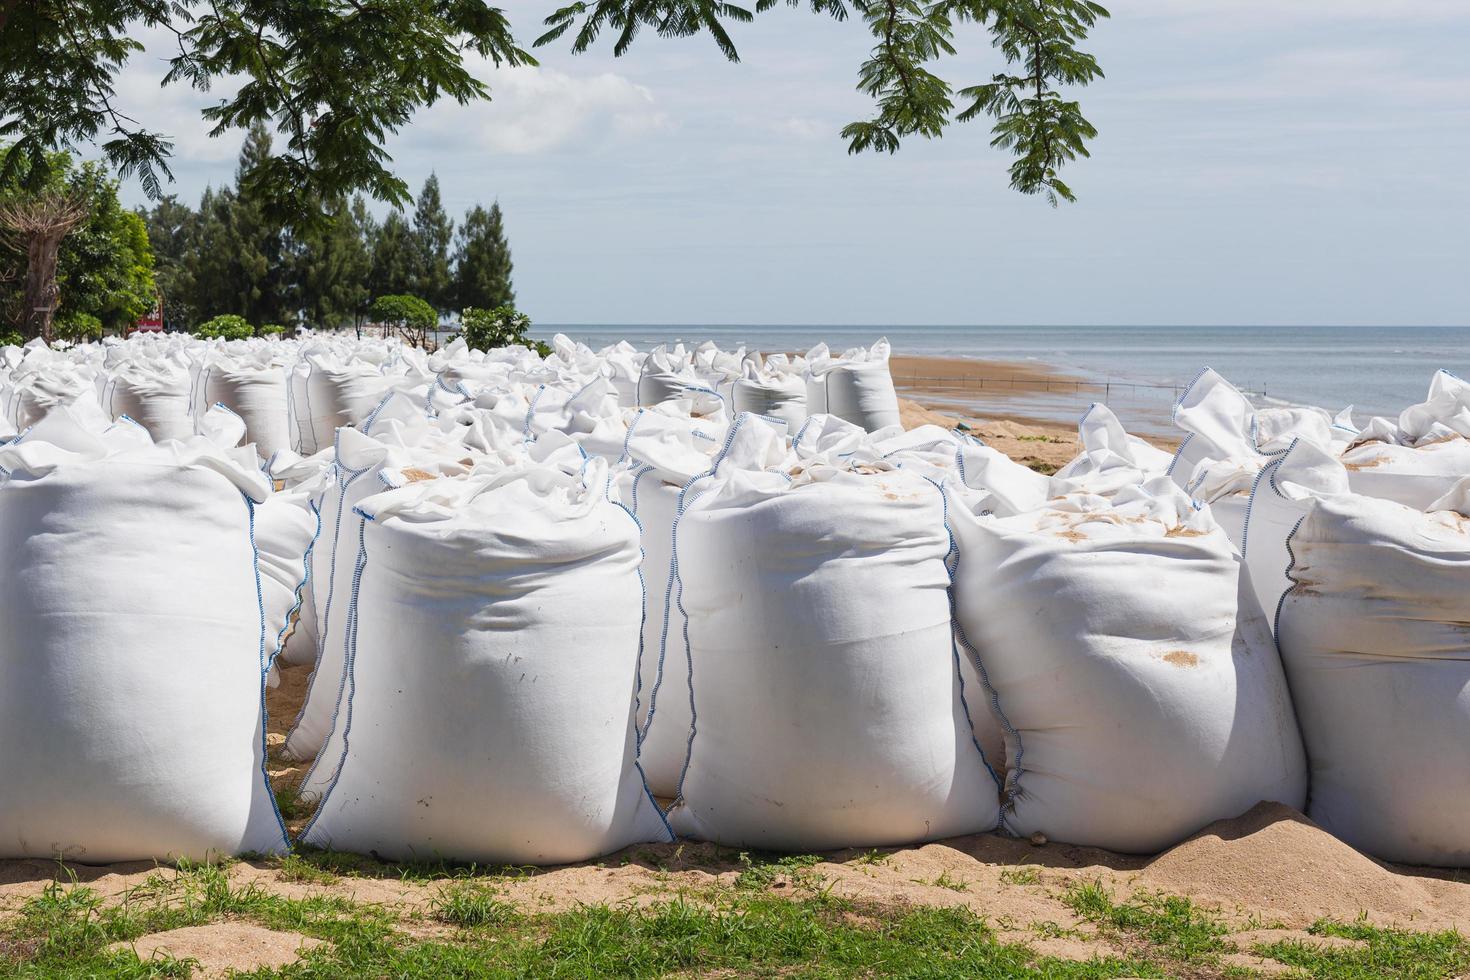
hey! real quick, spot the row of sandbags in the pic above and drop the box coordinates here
[3,337,1464,868]
[0,333,904,455]
[1162,368,1470,867]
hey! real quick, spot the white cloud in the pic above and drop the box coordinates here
[413,64,670,155]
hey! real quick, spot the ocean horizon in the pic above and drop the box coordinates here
[539,323,1469,434]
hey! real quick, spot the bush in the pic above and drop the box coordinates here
[460,305,549,357]
[53,311,103,343]
[369,294,436,347]
[0,330,24,348]
[195,314,255,341]
[258,323,286,336]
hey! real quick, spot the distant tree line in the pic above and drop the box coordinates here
[140,124,516,334]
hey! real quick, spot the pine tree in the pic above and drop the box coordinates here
[453,201,514,312]
[296,196,373,329]
[411,174,453,314]
[227,124,292,325]
[369,211,416,300]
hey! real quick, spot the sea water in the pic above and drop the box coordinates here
[546,323,1468,434]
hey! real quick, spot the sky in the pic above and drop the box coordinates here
[107,0,1470,327]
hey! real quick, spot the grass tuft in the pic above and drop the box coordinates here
[430,882,517,928]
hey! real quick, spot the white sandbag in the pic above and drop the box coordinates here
[951,477,1307,854]
[283,397,479,765]
[102,361,196,443]
[1053,402,1175,498]
[1167,368,1355,553]
[636,345,722,409]
[291,351,399,455]
[808,339,902,432]
[199,353,293,458]
[264,450,335,667]
[301,456,672,864]
[666,415,1003,851]
[1338,371,1470,510]
[0,409,287,862]
[613,410,731,798]
[730,357,808,429]
[1253,442,1470,865]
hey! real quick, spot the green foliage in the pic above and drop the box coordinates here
[53,163,157,331]
[369,211,418,301]
[431,882,517,927]
[454,201,515,312]
[459,305,548,356]
[412,174,455,313]
[3,2,1106,217]
[258,322,286,336]
[1255,919,1470,979]
[1,151,157,338]
[538,0,1109,203]
[371,293,438,346]
[194,313,254,341]
[0,1,535,226]
[0,330,23,347]
[53,310,102,342]
[1065,879,1230,962]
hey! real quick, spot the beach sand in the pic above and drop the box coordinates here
[891,353,1185,441]
[891,353,1178,473]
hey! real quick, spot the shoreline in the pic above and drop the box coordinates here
[891,354,1180,467]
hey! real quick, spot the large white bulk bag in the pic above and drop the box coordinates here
[1338,372,1470,510]
[283,397,479,764]
[103,361,195,443]
[808,339,901,432]
[612,411,737,798]
[1052,403,1175,498]
[1253,442,1470,865]
[263,450,335,667]
[1168,369,1355,555]
[199,353,292,458]
[951,477,1307,854]
[291,352,398,455]
[853,421,1048,519]
[730,358,807,429]
[0,409,288,862]
[636,345,718,408]
[301,457,672,863]
[665,416,1003,851]
[4,356,99,432]
[599,342,645,408]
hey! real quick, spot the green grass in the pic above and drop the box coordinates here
[732,851,824,890]
[0,862,1159,979]
[9,857,1468,978]
[0,861,398,978]
[999,866,1042,887]
[1253,918,1470,979]
[1065,878,1230,962]
[430,882,516,928]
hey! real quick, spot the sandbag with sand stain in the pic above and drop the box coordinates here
[667,414,1003,851]
[1254,440,1470,866]
[950,475,1307,854]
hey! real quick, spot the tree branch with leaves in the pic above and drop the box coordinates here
[2,0,1108,230]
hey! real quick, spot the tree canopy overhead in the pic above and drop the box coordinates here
[0,0,1108,220]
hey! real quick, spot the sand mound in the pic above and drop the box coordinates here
[108,922,321,977]
[1141,801,1470,929]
